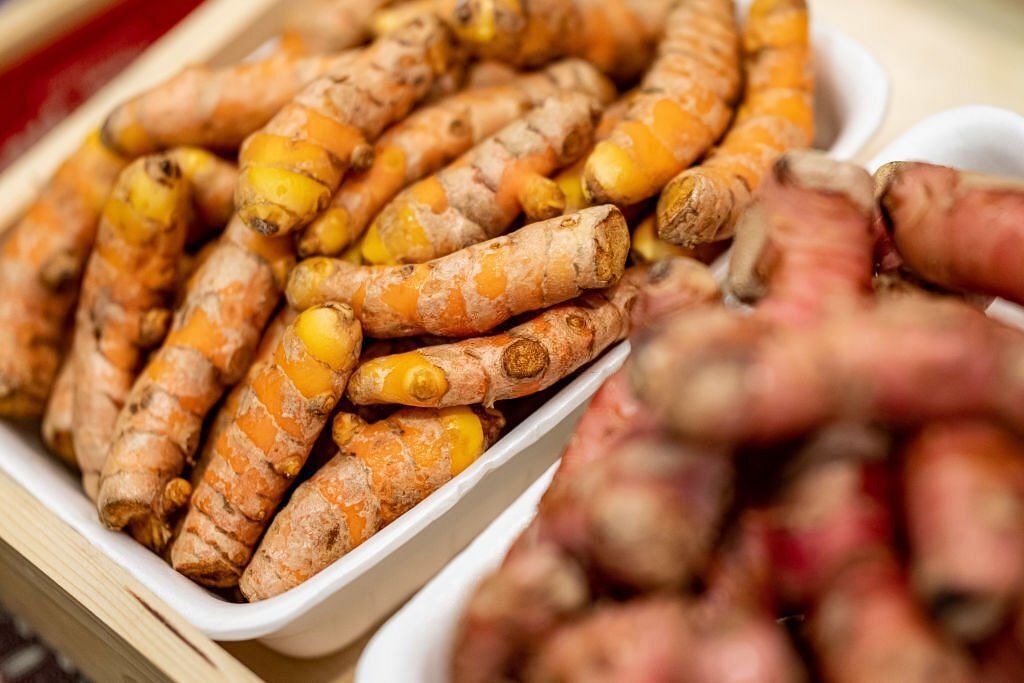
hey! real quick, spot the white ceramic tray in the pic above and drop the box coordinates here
[357,106,1024,682]
[0,17,888,661]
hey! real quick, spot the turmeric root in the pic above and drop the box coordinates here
[582,0,741,206]
[0,131,127,419]
[727,150,875,325]
[287,204,629,337]
[526,596,804,683]
[553,94,632,215]
[171,304,362,587]
[169,147,239,242]
[235,16,462,237]
[96,217,295,549]
[441,0,674,82]
[101,50,357,157]
[72,154,193,500]
[189,312,292,490]
[629,296,1024,446]
[630,213,727,266]
[902,421,1024,641]
[809,554,976,683]
[299,59,615,258]
[879,162,1024,306]
[346,258,719,407]
[239,405,504,600]
[657,0,815,246]
[361,92,602,264]
[281,0,389,54]
[41,359,77,467]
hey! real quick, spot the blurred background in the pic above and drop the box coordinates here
[0,0,203,170]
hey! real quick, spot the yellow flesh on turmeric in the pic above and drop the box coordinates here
[239,405,504,600]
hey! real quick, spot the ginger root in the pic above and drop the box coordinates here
[810,554,976,683]
[582,0,741,207]
[361,91,602,264]
[239,405,504,600]
[902,420,1024,642]
[629,296,1024,446]
[0,132,127,419]
[657,0,815,246]
[172,304,362,587]
[346,258,719,407]
[235,16,462,236]
[879,162,1024,306]
[287,204,630,338]
[727,150,875,325]
[527,596,804,683]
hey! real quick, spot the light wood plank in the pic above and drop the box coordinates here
[0,470,260,683]
[0,0,288,237]
[0,1,1021,681]
[0,0,118,70]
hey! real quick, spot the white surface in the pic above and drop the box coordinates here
[358,108,1024,683]
[0,21,888,661]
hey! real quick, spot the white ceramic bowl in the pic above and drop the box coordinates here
[358,106,1024,681]
[0,21,888,660]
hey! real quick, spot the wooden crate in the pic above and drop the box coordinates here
[0,1,367,679]
[1,0,1023,680]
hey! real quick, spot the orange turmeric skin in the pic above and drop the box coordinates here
[41,359,77,467]
[582,0,742,207]
[657,0,815,246]
[235,16,461,237]
[287,205,630,338]
[102,50,357,157]
[280,0,389,54]
[172,304,362,587]
[71,154,193,500]
[0,132,127,419]
[438,0,673,82]
[96,217,295,550]
[299,59,614,258]
[346,259,720,408]
[362,91,602,265]
[239,406,504,601]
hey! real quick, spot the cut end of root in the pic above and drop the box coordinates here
[98,497,150,531]
[286,258,338,311]
[776,151,874,215]
[245,214,282,237]
[501,338,550,379]
[162,478,193,515]
[656,173,733,247]
[294,303,360,370]
[405,365,449,402]
[333,412,367,448]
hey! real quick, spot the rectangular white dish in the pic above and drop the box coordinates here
[357,104,1024,680]
[0,9,888,660]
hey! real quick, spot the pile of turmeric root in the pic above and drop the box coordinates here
[452,151,1024,681]
[0,0,815,601]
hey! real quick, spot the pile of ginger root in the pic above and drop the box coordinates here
[452,151,1024,683]
[2,0,812,601]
